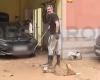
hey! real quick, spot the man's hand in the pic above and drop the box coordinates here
[55,33,59,39]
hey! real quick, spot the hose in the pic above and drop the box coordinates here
[32,26,50,54]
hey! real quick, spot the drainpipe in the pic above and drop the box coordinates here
[61,0,67,59]
[61,0,63,59]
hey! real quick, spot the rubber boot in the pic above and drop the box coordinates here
[43,55,53,66]
[48,55,53,67]
[56,55,60,66]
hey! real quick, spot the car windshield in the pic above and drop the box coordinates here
[0,23,28,40]
[6,25,18,39]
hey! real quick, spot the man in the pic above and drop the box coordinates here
[23,19,33,38]
[28,19,33,36]
[46,4,61,67]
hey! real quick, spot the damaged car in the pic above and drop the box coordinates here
[0,22,37,57]
[94,35,100,56]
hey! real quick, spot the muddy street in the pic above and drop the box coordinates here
[0,52,100,80]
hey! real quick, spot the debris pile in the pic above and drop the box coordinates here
[41,63,79,76]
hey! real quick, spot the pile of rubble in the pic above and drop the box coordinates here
[41,63,80,76]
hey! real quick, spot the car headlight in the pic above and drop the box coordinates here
[3,43,8,46]
[0,42,8,46]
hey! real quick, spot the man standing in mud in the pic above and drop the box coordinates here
[45,4,61,67]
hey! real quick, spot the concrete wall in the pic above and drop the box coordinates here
[61,0,98,59]
[0,0,60,22]
[67,0,100,29]
[29,0,47,9]
[64,0,100,39]
[0,0,31,22]
[0,0,19,22]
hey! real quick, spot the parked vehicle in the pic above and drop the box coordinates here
[0,23,37,57]
[94,35,100,56]
[0,12,9,22]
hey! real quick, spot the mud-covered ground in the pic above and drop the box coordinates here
[0,52,100,80]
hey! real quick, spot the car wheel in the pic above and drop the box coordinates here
[28,48,37,57]
[29,52,36,57]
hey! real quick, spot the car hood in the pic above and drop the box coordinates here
[0,37,31,44]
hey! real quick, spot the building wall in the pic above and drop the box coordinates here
[0,0,29,22]
[65,0,100,39]
[67,0,100,29]
[0,0,19,22]
[61,0,98,59]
